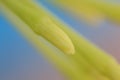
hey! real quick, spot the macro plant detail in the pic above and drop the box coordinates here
[0,0,120,80]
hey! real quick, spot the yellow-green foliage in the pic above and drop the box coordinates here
[48,0,105,26]
[81,0,120,22]
[1,0,120,80]
[1,0,75,54]
[49,0,120,23]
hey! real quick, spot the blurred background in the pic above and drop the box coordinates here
[0,0,120,80]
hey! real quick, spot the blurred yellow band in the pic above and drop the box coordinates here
[49,0,120,24]
[48,0,105,26]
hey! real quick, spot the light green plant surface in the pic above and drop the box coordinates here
[0,0,75,55]
[1,0,120,80]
